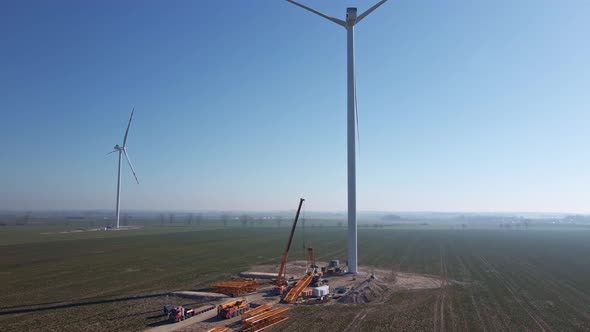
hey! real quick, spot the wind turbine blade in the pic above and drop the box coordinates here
[356,0,388,24]
[122,108,134,147]
[106,150,118,155]
[286,0,346,27]
[122,149,139,184]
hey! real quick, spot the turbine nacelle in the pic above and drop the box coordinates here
[113,144,122,150]
[346,8,357,25]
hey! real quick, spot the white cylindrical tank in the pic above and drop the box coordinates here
[312,285,329,297]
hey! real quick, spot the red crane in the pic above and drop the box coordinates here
[274,198,305,292]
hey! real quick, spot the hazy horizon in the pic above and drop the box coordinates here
[0,208,583,219]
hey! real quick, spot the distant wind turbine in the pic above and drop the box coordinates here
[108,109,139,229]
[286,0,388,274]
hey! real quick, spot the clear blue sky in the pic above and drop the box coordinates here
[1,0,589,213]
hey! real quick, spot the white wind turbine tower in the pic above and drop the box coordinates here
[108,109,139,229]
[286,0,388,274]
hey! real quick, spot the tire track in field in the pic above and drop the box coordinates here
[478,256,553,332]
[455,254,487,332]
[445,247,458,331]
[433,293,440,331]
[514,259,590,321]
[465,254,512,331]
[343,309,370,332]
[433,244,448,332]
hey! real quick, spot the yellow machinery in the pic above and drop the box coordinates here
[217,298,249,319]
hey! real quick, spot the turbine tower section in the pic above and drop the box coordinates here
[346,7,358,274]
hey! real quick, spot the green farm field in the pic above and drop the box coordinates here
[1,223,590,331]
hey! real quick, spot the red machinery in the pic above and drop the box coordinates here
[166,304,215,323]
[217,298,249,319]
[273,198,305,295]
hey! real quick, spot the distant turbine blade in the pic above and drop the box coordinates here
[122,108,134,147]
[123,149,139,184]
[286,0,346,27]
[356,0,388,24]
[106,150,118,155]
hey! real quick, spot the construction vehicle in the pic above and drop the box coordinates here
[167,304,215,323]
[217,298,249,319]
[167,306,188,323]
[322,259,346,275]
[163,305,175,316]
[272,198,305,295]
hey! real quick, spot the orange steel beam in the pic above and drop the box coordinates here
[242,307,289,324]
[242,307,289,325]
[213,281,257,285]
[206,328,229,332]
[212,280,258,288]
[282,274,313,303]
[257,316,289,331]
[212,280,258,295]
[243,316,289,332]
[242,308,289,332]
[243,304,272,318]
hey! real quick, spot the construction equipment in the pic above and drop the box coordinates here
[167,304,216,323]
[322,259,346,275]
[282,274,314,303]
[306,247,316,272]
[211,279,258,296]
[306,247,324,287]
[163,305,175,316]
[242,307,289,332]
[167,306,187,323]
[273,283,288,296]
[217,298,249,319]
[273,198,305,295]
[310,273,324,287]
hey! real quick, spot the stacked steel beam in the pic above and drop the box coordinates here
[241,307,289,332]
[211,279,258,296]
